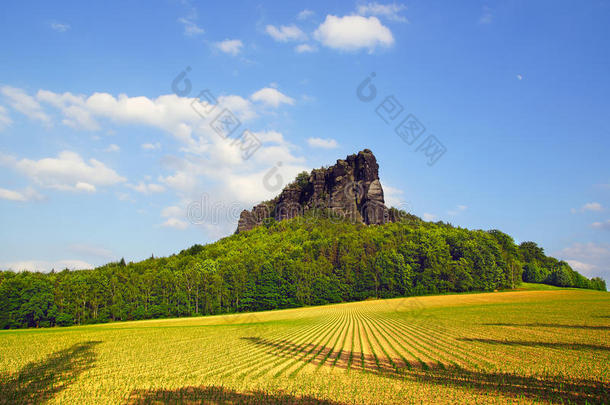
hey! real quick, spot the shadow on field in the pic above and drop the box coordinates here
[125,385,347,404]
[485,322,610,330]
[0,340,101,405]
[459,337,610,352]
[242,336,610,404]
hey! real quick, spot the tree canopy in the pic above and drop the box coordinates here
[0,211,605,329]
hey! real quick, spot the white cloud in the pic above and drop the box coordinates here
[177,17,204,36]
[554,242,610,279]
[295,43,317,53]
[356,2,407,23]
[3,86,309,237]
[380,182,407,208]
[37,90,99,130]
[1,86,51,124]
[141,142,161,150]
[162,218,189,230]
[422,213,436,221]
[447,204,468,216]
[517,74,523,81]
[0,186,42,202]
[50,22,70,32]
[0,106,11,130]
[572,202,603,214]
[313,15,394,52]
[251,87,295,107]
[0,150,126,192]
[215,39,243,55]
[104,144,120,152]
[479,6,493,24]
[0,259,92,272]
[307,137,338,149]
[265,24,307,42]
[297,9,315,20]
[129,182,166,194]
[591,220,610,231]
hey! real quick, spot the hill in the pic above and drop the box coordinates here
[0,209,605,329]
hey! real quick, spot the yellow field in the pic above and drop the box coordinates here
[1,288,609,404]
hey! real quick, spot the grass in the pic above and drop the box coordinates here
[1,288,609,404]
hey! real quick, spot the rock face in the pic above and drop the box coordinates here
[237,149,394,233]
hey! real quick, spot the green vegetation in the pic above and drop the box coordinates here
[0,211,605,329]
[0,289,608,404]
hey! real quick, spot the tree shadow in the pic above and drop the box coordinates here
[484,322,610,330]
[459,337,610,352]
[0,341,101,405]
[126,385,348,404]
[240,336,610,404]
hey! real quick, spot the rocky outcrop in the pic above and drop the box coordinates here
[237,149,392,233]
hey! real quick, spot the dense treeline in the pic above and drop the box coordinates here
[0,211,606,329]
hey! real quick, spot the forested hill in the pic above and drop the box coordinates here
[0,211,606,329]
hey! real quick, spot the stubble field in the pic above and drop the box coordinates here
[1,286,609,404]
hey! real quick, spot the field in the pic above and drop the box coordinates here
[1,286,609,404]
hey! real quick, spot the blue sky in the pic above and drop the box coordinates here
[0,0,609,282]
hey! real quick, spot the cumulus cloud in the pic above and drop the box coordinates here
[295,43,317,53]
[4,85,306,238]
[313,15,394,52]
[1,86,51,124]
[356,2,407,22]
[307,137,338,149]
[214,39,243,55]
[0,150,125,192]
[37,89,99,130]
[251,87,295,107]
[0,186,43,202]
[265,24,307,42]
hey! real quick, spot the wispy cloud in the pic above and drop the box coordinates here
[356,2,408,23]
[297,9,315,20]
[295,43,317,53]
[479,6,493,24]
[0,186,43,202]
[1,86,51,125]
[50,22,70,32]
[591,220,610,231]
[571,202,603,214]
[214,39,243,55]
[307,137,338,149]
[141,142,161,150]
[265,24,307,42]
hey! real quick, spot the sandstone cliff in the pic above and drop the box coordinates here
[237,149,396,233]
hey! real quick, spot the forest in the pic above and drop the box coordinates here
[0,209,606,329]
